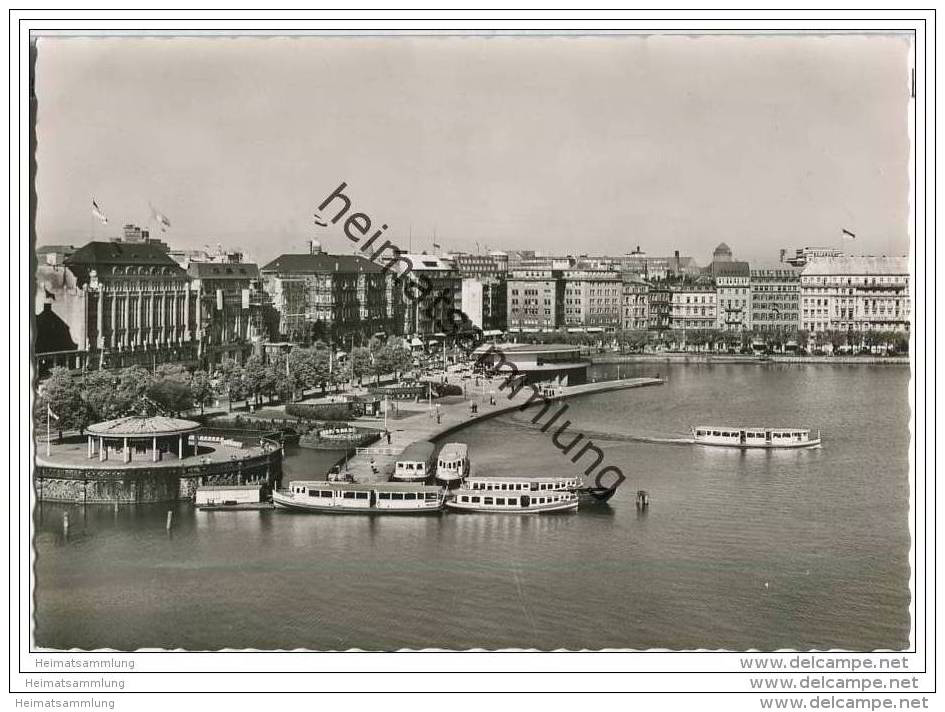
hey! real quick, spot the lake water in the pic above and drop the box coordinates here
[33,363,912,650]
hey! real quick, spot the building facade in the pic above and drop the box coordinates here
[35,240,195,372]
[750,265,802,334]
[800,257,911,334]
[506,269,565,332]
[562,269,622,330]
[260,251,404,345]
[461,277,507,333]
[452,254,504,279]
[394,253,464,338]
[647,286,672,331]
[713,261,751,331]
[621,277,650,331]
[670,285,717,332]
[187,261,269,365]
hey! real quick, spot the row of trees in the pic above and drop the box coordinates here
[515,328,909,354]
[37,338,420,438]
[36,363,216,439]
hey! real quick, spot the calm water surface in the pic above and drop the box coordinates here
[33,363,912,650]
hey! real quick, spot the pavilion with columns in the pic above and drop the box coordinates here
[85,414,201,464]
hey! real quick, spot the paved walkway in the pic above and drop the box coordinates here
[335,375,663,483]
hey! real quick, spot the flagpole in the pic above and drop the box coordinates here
[46,407,50,457]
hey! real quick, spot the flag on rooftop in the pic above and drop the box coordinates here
[47,405,59,421]
[91,199,108,225]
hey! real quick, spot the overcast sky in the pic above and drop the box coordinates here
[34,33,912,265]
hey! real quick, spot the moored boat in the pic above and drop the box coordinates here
[691,426,821,449]
[436,442,470,486]
[391,441,437,482]
[464,475,580,493]
[445,488,578,514]
[273,480,446,513]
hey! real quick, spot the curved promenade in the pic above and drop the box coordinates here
[337,376,663,483]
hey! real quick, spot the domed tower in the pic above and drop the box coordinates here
[712,242,733,263]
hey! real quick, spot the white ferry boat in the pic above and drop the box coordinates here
[690,426,822,449]
[465,475,617,505]
[436,442,470,485]
[446,488,579,514]
[464,475,580,492]
[273,481,446,514]
[391,441,437,482]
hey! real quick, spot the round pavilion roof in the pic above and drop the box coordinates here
[86,415,201,438]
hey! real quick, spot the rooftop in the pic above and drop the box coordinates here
[188,262,260,279]
[710,260,751,277]
[64,241,186,284]
[86,415,201,438]
[260,253,385,274]
[801,256,909,276]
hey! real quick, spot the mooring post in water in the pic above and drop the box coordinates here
[166,510,174,531]
[62,512,69,538]
[636,490,650,509]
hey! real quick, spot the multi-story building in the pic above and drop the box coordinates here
[506,269,565,332]
[713,261,751,331]
[799,257,911,334]
[35,240,195,373]
[260,248,404,345]
[488,251,509,273]
[452,254,503,279]
[393,253,463,338]
[619,248,701,280]
[621,276,650,331]
[647,286,672,332]
[670,284,717,332]
[562,269,622,330]
[187,261,268,365]
[785,246,844,268]
[461,277,507,333]
[750,264,802,334]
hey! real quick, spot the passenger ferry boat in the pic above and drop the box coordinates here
[436,443,470,486]
[391,441,437,482]
[690,426,822,449]
[272,480,446,513]
[446,488,579,514]
[464,475,580,493]
[464,475,617,505]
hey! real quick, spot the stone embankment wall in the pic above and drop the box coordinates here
[34,449,283,504]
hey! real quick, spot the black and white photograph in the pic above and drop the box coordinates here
[12,8,934,705]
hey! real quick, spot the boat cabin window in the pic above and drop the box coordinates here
[496,498,505,505]
[425,493,438,501]
[471,496,481,504]
[356,492,368,500]
[460,495,469,503]
[378,492,391,500]
[484,497,493,505]
[712,431,720,436]
[309,490,319,497]
[392,493,404,500]
[343,492,355,499]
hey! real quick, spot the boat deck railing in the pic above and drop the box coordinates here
[356,446,404,456]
